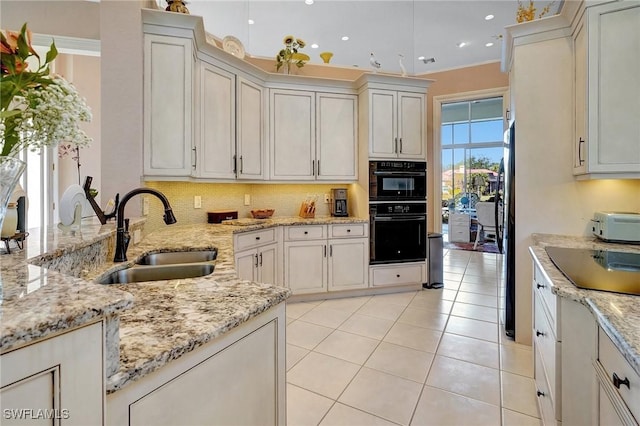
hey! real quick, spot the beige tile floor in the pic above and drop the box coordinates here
[285,248,540,426]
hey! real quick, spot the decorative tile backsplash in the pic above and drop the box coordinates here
[143,182,352,233]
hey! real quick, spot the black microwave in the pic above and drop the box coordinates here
[369,161,427,201]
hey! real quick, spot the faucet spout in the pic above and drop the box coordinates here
[114,187,177,262]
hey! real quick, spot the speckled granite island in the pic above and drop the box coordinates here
[1,214,368,425]
[528,233,640,425]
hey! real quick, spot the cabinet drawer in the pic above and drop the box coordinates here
[534,345,559,426]
[285,225,326,241]
[330,223,366,238]
[533,264,559,337]
[370,263,423,287]
[598,328,640,421]
[235,228,277,251]
[534,292,560,409]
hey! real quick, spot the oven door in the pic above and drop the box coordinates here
[370,214,427,264]
[370,171,427,201]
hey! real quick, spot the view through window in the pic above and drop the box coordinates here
[441,97,504,232]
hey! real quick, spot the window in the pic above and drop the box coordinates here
[441,97,504,212]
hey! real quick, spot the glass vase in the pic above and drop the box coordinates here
[0,156,26,242]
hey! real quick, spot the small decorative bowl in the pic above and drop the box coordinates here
[251,209,275,219]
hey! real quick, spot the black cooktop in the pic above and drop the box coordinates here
[545,246,640,296]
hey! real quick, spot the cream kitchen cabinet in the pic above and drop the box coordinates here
[595,327,640,426]
[369,262,426,288]
[283,224,368,295]
[1,321,104,426]
[143,34,194,177]
[107,304,286,426]
[195,63,266,180]
[366,90,426,159]
[573,1,640,178]
[234,227,282,286]
[269,89,357,181]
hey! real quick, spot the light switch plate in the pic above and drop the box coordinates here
[194,195,202,209]
[244,194,250,206]
[324,194,330,203]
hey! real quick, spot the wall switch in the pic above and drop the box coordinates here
[194,195,202,209]
[244,194,251,206]
[324,193,330,204]
[142,197,149,215]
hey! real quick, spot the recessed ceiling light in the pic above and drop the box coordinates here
[341,36,349,41]
[485,42,494,47]
[485,14,495,20]
[247,19,254,25]
[457,42,467,48]
[418,56,425,61]
[305,0,314,4]
[311,43,319,49]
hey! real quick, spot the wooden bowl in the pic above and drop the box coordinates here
[251,209,275,219]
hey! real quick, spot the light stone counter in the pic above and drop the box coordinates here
[529,233,640,376]
[2,214,365,394]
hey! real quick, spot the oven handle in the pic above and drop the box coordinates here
[372,215,426,221]
[372,171,426,176]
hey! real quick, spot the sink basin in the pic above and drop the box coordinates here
[99,263,215,284]
[135,249,218,265]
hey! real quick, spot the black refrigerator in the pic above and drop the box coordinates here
[501,122,516,339]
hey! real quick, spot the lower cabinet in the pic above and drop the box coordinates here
[107,304,286,426]
[369,262,425,287]
[0,321,104,426]
[283,224,368,295]
[234,227,282,286]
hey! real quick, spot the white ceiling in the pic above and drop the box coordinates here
[185,0,561,75]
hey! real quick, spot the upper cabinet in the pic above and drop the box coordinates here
[143,34,194,177]
[357,74,432,160]
[573,1,640,178]
[269,89,357,181]
[236,78,266,180]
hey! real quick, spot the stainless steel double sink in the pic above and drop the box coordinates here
[98,249,217,284]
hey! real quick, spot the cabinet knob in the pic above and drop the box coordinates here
[304,231,308,235]
[536,390,545,397]
[536,330,545,337]
[612,373,630,389]
[255,236,260,240]
[347,229,351,232]
[396,274,400,278]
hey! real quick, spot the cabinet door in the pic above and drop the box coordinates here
[573,17,588,174]
[237,77,265,180]
[284,240,326,294]
[235,248,258,281]
[129,320,278,426]
[599,383,626,426]
[197,63,236,179]
[143,35,193,176]
[328,238,368,291]
[316,93,357,180]
[586,2,640,173]
[270,90,315,180]
[369,90,397,158]
[1,322,103,426]
[397,92,426,159]
[258,243,278,285]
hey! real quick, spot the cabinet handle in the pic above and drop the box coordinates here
[324,245,327,257]
[399,138,403,153]
[240,156,243,173]
[259,252,263,266]
[536,330,545,337]
[192,147,197,169]
[254,254,258,267]
[394,137,398,153]
[255,236,260,240]
[317,160,320,176]
[347,229,351,232]
[536,390,545,397]
[233,154,237,174]
[612,373,630,389]
[329,245,333,257]
[312,160,315,176]
[578,138,585,165]
[536,282,545,289]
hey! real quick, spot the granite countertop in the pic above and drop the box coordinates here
[529,233,640,376]
[1,214,365,393]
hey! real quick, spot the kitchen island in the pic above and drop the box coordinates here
[529,234,640,425]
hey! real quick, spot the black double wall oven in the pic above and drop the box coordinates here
[369,161,427,264]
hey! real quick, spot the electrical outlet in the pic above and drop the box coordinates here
[142,197,149,215]
[324,193,330,204]
[244,194,250,206]
[194,195,202,209]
